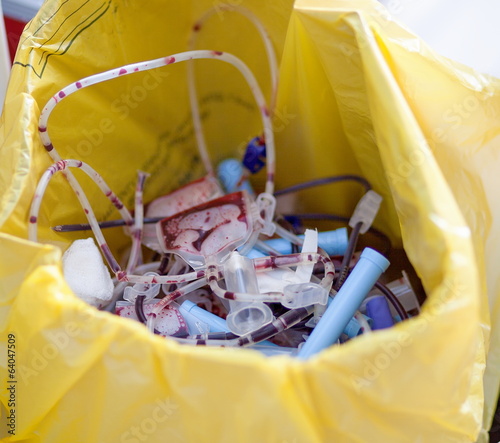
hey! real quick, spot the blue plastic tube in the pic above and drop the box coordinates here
[297,248,390,359]
[366,296,395,330]
[246,227,348,259]
[179,300,278,347]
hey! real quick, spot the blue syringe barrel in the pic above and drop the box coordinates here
[297,248,390,359]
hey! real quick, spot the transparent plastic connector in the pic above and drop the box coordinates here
[282,282,329,309]
[123,272,161,302]
[255,192,276,237]
[349,190,382,234]
[226,303,274,336]
[387,271,420,316]
[224,252,273,335]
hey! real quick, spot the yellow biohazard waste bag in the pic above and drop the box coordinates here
[1,0,499,441]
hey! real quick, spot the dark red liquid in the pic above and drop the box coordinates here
[159,191,249,256]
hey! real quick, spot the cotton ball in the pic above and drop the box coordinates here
[62,238,114,308]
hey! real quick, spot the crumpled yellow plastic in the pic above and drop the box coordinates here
[0,0,498,441]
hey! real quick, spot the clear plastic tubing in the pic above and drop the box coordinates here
[297,248,390,359]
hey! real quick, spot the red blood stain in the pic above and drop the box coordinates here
[160,192,248,254]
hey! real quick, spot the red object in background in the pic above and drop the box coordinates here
[4,16,26,62]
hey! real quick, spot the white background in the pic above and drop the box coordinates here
[378,0,500,78]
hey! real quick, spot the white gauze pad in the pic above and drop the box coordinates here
[62,238,114,307]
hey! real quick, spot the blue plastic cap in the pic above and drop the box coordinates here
[217,158,254,195]
[343,317,362,338]
[317,228,348,256]
[181,299,198,313]
[180,300,230,333]
[366,296,394,330]
[242,136,266,173]
[342,314,373,338]
[217,159,241,192]
[178,305,210,335]
[283,215,302,232]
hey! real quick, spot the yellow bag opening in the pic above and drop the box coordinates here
[1,0,498,441]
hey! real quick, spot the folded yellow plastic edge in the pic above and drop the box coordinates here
[0,0,497,441]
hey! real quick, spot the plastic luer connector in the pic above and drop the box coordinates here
[123,272,161,302]
[349,190,382,234]
[157,191,257,268]
[282,282,329,309]
[297,248,390,359]
[224,252,273,335]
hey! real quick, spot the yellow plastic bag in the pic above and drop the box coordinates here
[1,0,498,441]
